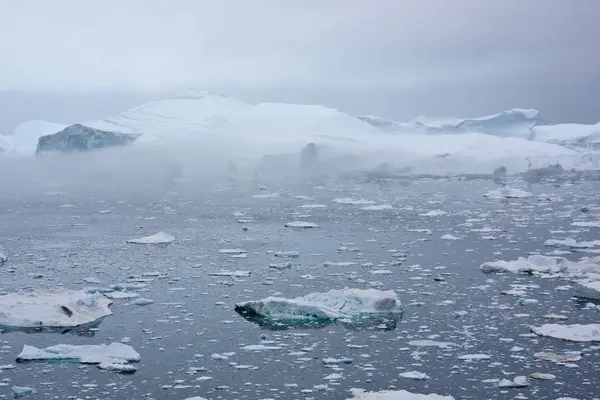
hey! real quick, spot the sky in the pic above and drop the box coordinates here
[0,0,599,133]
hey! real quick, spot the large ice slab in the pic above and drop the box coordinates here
[348,388,455,400]
[531,324,600,342]
[17,343,140,371]
[235,289,403,330]
[0,289,112,329]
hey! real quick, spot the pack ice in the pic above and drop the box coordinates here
[235,289,403,329]
[0,289,112,329]
[17,343,140,370]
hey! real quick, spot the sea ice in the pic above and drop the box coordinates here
[17,343,140,367]
[0,289,112,329]
[360,204,393,211]
[544,238,600,248]
[348,388,454,400]
[531,324,600,342]
[333,198,375,205]
[399,371,430,380]
[235,288,403,329]
[127,232,175,244]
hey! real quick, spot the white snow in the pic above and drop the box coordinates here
[484,187,533,199]
[127,232,175,245]
[0,289,112,328]
[348,388,454,400]
[17,343,139,366]
[531,324,600,342]
[235,288,403,325]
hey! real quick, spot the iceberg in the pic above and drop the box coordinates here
[235,289,403,330]
[36,124,139,155]
[3,120,67,155]
[348,388,454,400]
[531,324,600,342]
[127,232,175,245]
[17,342,140,372]
[0,289,112,330]
[530,122,600,150]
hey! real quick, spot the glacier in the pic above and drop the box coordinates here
[234,288,403,330]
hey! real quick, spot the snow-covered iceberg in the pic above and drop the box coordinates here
[530,122,600,150]
[348,388,454,400]
[235,289,403,330]
[36,124,139,155]
[0,289,112,330]
[17,343,140,373]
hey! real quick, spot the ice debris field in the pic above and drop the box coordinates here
[0,92,598,399]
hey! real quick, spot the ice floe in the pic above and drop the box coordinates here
[531,324,600,342]
[17,343,140,372]
[0,289,112,329]
[127,231,175,244]
[480,255,568,274]
[284,221,320,228]
[235,288,403,329]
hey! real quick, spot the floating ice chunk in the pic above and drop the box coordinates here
[0,247,7,265]
[241,344,283,351]
[480,255,568,275]
[544,238,600,248]
[419,210,447,217]
[531,324,600,342]
[498,376,528,388]
[323,357,353,364]
[333,198,375,205]
[348,388,454,400]
[127,232,175,245]
[301,204,327,209]
[184,397,208,400]
[572,221,600,228]
[12,386,36,398]
[0,289,112,329]
[441,234,461,240]
[17,343,140,367]
[98,362,137,373]
[458,354,491,361]
[131,298,154,306]
[209,270,251,277]
[104,290,140,299]
[360,204,393,211]
[528,372,556,380]
[484,187,532,199]
[219,248,247,254]
[285,221,320,228]
[407,340,456,349]
[534,351,581,362]
[274,251,300,258]
[252,193,279,198]
[235,289,403,329]
[399,371,430,380]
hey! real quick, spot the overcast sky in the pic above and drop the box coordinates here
[1,0,598,132]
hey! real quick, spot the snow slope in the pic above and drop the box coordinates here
[358,109,546,139]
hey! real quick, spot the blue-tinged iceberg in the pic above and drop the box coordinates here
[36,124,139,155]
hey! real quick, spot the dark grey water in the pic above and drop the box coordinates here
[1,178,599,400]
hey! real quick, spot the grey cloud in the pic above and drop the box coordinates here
[0,0,598,128]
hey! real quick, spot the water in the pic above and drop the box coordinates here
[0,178,599,399]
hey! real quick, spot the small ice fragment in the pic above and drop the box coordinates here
[497,376,528,388]
[458,354,491,361]
[218,248,246,255]
[127,232,175,245]
[348,388,454,399]
[528,372,556,380]
[131,298,154,306]
[12,386,35,398]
